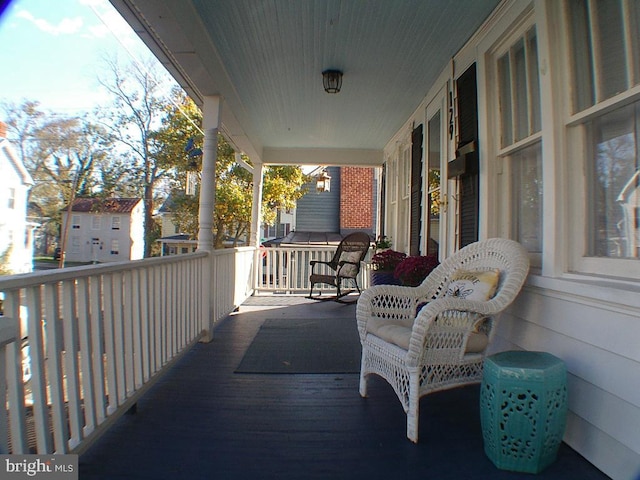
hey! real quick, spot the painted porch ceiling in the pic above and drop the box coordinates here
[111,0,500,165]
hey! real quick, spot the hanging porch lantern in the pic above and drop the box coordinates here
[316,169,331,193]
[185,137,202,196]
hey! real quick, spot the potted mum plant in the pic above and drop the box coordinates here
[374,235,392,252]
[393,254,439,287]
[370,249,406,286]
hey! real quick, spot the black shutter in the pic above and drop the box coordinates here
[456,64,479,248]
[409,124,423,256]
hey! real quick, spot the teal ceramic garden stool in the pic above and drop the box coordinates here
[480,351,568,474]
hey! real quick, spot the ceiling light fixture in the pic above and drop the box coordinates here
[322,69,343,94]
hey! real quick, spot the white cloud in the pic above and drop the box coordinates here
[15,9,83,36]
[82,0,146,53]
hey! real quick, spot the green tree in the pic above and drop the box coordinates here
[154,90,308,248]
[1,101,114,252]
[97,55,177,257]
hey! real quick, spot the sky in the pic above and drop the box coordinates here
[0,0,158,115]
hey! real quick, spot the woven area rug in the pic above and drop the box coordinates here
[235,318,361,374]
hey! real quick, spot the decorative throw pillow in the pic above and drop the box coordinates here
[337,251,362,278]
[445,269,500,301]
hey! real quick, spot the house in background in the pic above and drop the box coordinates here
[61,197,144,263]
[261,207,295,242]
[267,166,378,245]
[155,195,197,256]
[0,121,35,274]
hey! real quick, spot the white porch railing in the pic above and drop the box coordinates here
[255,246,373,294]
[0,248,252,455]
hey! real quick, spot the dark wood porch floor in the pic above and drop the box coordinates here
[80,296,609,480]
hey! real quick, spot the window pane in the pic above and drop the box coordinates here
[596,0,627,99]
[513,38,528,142]
[427,111,441,257]
[511,142,543,253]
[569,0,595,112]
[498,54,513,147]
[587,101,640,258]
[631,0,640,86]
[527,27,541,134]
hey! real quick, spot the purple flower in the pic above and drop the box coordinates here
[371,249,406,271]
[393,255,439,287]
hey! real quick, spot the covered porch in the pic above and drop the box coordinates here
[1,0,639,478]
[78,295,606,480]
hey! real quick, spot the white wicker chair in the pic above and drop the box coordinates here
[356,238,530,443]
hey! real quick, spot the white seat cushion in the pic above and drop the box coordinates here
[366,317,488,353]
[367,317,414,350]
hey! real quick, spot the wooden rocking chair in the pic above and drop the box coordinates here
[308,232,371,302]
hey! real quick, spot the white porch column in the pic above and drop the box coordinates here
[197,96,221,343]
[197,96,221,252]
[250,161,264,247]
[251,162,265,290]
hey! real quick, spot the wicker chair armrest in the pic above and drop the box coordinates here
[356,284,429,340]
[310,260,332,266]
[309,259,334,274]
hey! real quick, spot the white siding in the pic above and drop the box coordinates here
[0,140,33,274]
[492,278,640,480]
[62,202,144,263]
[381,1,640,478]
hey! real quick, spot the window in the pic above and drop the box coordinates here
[71,236,80,253]
[494,24,543,254]
[498,27,541,146]
[8,188,15,209]
[72,215,80,229]
[511,143,543,253]
[92,216,101,230]
[566,0,640,273]
[585,102,640,259]
[110,239,119,255]
[568,0,640,113]
[111,216,121,230]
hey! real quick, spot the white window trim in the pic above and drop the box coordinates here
[561,3,640,280]
[388,155,398,205]
[400,144,411,200]
[486,10,543,265]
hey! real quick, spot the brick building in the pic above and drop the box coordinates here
[286,165,378,242]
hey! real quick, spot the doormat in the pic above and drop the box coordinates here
[235,317,361,374]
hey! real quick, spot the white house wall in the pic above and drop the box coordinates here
[64,208,144,263]
[383,0,640,478]
[0,141,33,274]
